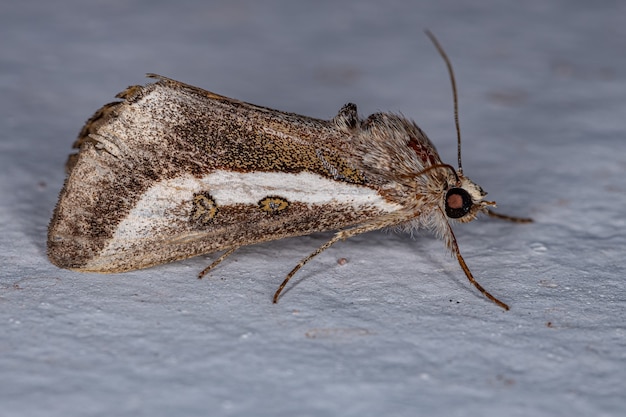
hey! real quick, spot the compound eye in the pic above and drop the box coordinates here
[445,188,472,218]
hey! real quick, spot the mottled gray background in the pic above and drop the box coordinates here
[1,1,625,416]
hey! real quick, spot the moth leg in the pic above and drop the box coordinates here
[446,223,510,310]
[273,220,397,303]
[198,247,239,279]
[487,209,533,223]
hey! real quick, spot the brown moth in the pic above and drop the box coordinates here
[48,32,531,310]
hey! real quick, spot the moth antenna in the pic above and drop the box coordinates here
[486,209,533,223]
[404,163,460,184]
[425,30,463,174]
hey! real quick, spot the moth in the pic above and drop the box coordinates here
[48,32,531,310]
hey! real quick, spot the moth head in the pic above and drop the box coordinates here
[443,174,495,223]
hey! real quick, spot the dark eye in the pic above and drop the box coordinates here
[445,188,472,218]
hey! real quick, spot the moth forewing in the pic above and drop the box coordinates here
[47,77,404,273]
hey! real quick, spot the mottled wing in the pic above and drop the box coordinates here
[48,75,402,272]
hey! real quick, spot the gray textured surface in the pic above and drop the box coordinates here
[1,1,625,416]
